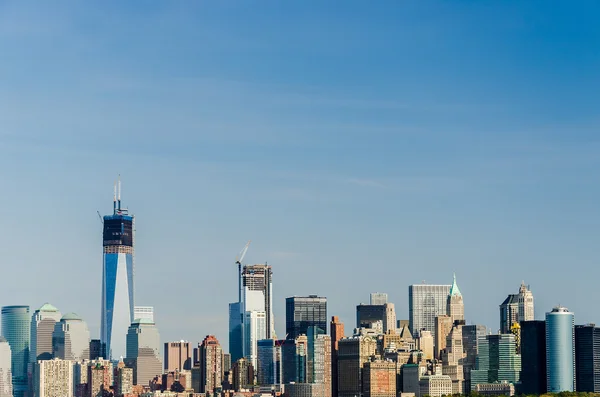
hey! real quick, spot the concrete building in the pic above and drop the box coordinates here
[88,359,113,397]
[330,316,344,397]
[35,358,74,397]
[417,330,433,361]
[337,335,377,397]
[133,307,154,323]
[126,319,162,387]
[101,184,135,360]
[356,304,396,334]
[164,341,192,372]
[30,303,63,362]
[462,324,487,392]
[370,293,388,306]
[232,357,254,391]
[284,382,325,397]
[402,364,424,397]
[243,310,266,369]
[52,313,91,361]
[447,274,464,324]
[434,315,452,361]
[1,305,30,397]
[474,382,515,396]
[419,374,452,397]
[471,334,521,390]
[115,362,134,397]
[286,296,327,339]
[362,360,396,397]
[0,337,13,397]
[409,284,451,340]
[89,340,106,360]
[575,324,600,392]
[441,323,465,395]
[307,328,331,397]
[500,282,534,334]
[546,306,575,392]
[520,320,546,395]
[198,335,223,394]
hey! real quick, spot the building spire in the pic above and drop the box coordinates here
[450,272,462,297]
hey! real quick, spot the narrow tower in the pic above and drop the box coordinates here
[101,178,135,360]
[447,273,464,324]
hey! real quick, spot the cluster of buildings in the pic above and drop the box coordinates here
[0,183,597,397]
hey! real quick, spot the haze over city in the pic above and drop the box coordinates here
[1,0,599,351]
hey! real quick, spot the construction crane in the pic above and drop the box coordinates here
[235,241,251,302]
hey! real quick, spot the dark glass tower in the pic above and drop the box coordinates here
[285,296,327,339]
[520,320,547,394]
[575,324,600,392]
[101,180,135,359]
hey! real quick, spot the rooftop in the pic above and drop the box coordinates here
[38,303,59,312]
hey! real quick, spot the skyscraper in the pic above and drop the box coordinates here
[434,315,453,360]
[228,302,243,363]
[462,324,487,392]
[243,311,266,369]
[330,316,344,397]
[441,323,465,395]
[257,339,277,386]
[356,303,396,333]
[545,306,575,393]
[30,303,63,362]
[337,336,377,397]
[447,274,464,324]
[470,334,521,390]
[52,313,91,361]
[286,296,327,339]
[575,324,600,392]
[307,327,331,397]
[164,341,192,372]
[1,306,30,397]
[363,360,396,397]
[409,284,451,339]
[369,293,388,306]
[242,264,274,338]
[133,307,154,323]
[125,319,161,387]
[500,282,534,334]
[101,181,135,360]
[520,320,546,395]
[198,335,224,394]
[35,359,74,397]
[0,337,13,397]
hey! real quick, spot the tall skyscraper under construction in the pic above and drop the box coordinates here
[101,179,135,360]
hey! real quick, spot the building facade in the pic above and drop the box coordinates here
[164,341,192,372]
[500,283,534,334]
[286,296,327,339]
[52,313,91,361]
[125,319,162,387]
[330,316,344,397]
[257,339,276,386]
[101,184,135,360]
[419,374,452,397]
[370,293,388,306]
[471,334,521,390]
[30,304,62,362]
[362,360,396,397]
[228,302,243,363]
[545,306,575,392]
[337,336,377,397]
[35,358,74,397]
[409,284,451,339]
[198,335,223,394]
[1,305,30,397]
[434,315,453,361]
[447,274,464,324]
[575,324,600,392]
[87,359,113,397]
[520,320,546,395]
[133,306,154,323]
[0,337,13,397]
[307,327,331,397]
[356,304,396,334]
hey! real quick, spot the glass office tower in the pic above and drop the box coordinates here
[1,306,30,397]
[545,306,575,392]
[409,284,451,339]
[101,181,135,360]
[286,296,327,339]
[575,324,600,392]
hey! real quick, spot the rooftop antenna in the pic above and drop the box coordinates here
[113,180,117,214]
[117,174,122,212]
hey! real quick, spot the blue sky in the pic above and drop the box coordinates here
[0,1,599,346]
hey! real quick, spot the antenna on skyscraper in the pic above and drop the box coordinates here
[113,180,117,214]
[117,174,122,211]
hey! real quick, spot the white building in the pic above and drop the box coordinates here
[0,337,13,397]
[35,359,74,397]
[419,374,452,397]
[52,313,91,361]
[30,303,62,362]
[126,319,162,387]
[243,311,266,369]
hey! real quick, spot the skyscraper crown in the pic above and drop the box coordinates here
[449,273,462,297]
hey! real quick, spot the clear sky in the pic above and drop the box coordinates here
[1,1,599,346]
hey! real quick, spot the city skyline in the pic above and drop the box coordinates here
[1,1,600,351]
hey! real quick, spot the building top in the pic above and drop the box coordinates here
[61,313,83,321]
[132,318,155,325]
[550,306,572,314]
[449,273,462,297]
[37,303,59,312]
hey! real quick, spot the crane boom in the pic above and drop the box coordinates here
[235,240,251,265]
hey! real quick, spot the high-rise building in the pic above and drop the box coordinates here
[30,303,63,362]
[409,284,451,339]
[356,303,396,333]
[330,316,344,397]
[198,335,223,394]
[285,383,325,397]
[370,293,388,306]
[87,359,113,397]
[242,264,274,338]
[307,327,331,397]
[337,335,377,397]
[434,315,453,360]
[447,274,464,324]
[125,319,161,387]
[462,324,487,392]
[441,323,465,395]
[362,360,396,397]
[282,337,307,384]
[228,302,243,363]
[520,320,546,395]
[223,353,232,373]
[419,374,453,397]
[286,296,327,339]
[575,324,600,392]
[500,283,534,334]
[89,340,106,360]
[133,307,153,323]
[52,313,91,361]
[418,330,434,361]
[243,311,266,369]
[115,362,133,397]
[232,358,254,391]
[101,181,135,360]
[545,306,575,392]
[1,305,30,397]
[470,334,521,390]
[0,337,13,397]
[164,341,192,372]
[35,358,74,397]
[257,339,277,386]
